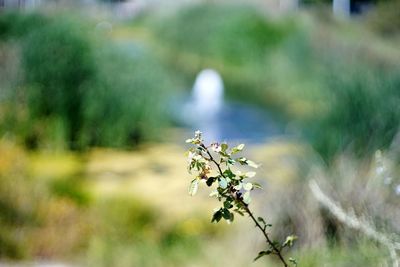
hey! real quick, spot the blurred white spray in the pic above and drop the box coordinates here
[184,69,224,142]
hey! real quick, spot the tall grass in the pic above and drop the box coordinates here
[80,41,171,148]
[0,11,173,150]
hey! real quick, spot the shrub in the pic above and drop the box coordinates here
[156,3,287,66]
[0,11,48,40]
[0,12,173,150]
[21,17,94,149]
[306,62,400,161]
[79,42,171,148]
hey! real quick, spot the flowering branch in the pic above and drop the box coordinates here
[185,131,297,266]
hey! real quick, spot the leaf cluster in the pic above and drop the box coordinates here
[186,131,260,224]
[185,131,297,266]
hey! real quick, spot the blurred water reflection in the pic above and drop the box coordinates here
[182,69,282,144]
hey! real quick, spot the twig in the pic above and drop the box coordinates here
[309,179,399,267]
[201,143,289,267]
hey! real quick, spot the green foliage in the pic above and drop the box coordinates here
[91,197,157,241]
[156,3,287,66]
[86,196,203,267]
[258,22,400,161]
[0,141,208,264]
[186,131,259,215]
[0,11,48,40]
[0,142,96,259]
[306,62,400,161]
[185,131,296,266]
[80,42,170,148]
[292,241,386,267]
[49,177,91,206]
[254,250,272,261]
[0,12,173,150]
[22,17,94,149]
[367,0,400,38]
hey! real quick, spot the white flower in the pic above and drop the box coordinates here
[211,143,222,153]
[194,130,202,139]
[193,154,203,161]
[187,151,196,163]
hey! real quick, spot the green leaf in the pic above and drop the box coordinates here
[222,208,231,220]
[223,200,233,209]
[188,179,199,196]
[218,177,228,189]
[247,160,259,168]
[219,151,229,158]
[221,143,228,153]
[232,144,245,154]
[253,182,262,189]
[257,217,266,225]
[223,169,235,179]
[234,209,245,216]
[206,177,215,187]
[243,191,251,204]
[237,157,247,165]
[289,257,298,266]
[254,250,272,261]
[229,212,234,222]
[211,210,222,223]
[237,158,259,168]
[283,235,298,248]
[272,240,281,249]
[227,158,236,165]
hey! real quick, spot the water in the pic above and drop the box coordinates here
[191,69,224,120]
[181,69,282,144]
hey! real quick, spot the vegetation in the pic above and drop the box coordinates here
[0,140,212,266]
[186,131,297,266]
[141,3,400,161]
[0,1,399,266]
[2,4,399,159]
[0,12,173,150]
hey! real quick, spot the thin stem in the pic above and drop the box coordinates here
[200,144,225,176]
[200,143,289,267]
[243,203,289,267]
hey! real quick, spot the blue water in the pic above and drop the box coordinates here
[174,95,283,144]
[211,101,282,143]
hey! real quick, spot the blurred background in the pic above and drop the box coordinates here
[0,0,400,266]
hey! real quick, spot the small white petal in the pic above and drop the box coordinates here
[244,182,253,191]
[246,171,256,178]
